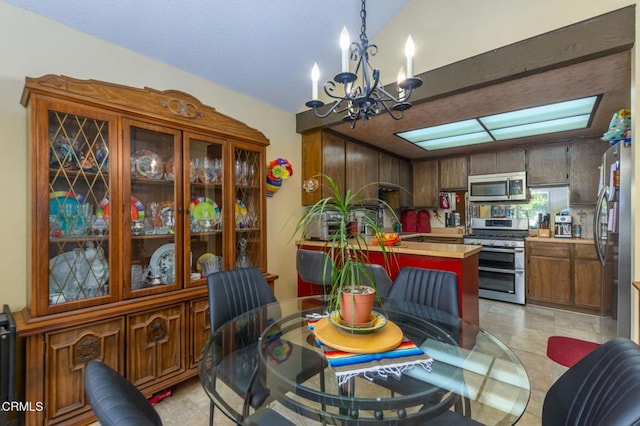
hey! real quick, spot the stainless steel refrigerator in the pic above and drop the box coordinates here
[594,140,632,338]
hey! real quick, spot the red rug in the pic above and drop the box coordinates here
[547,336,600,368]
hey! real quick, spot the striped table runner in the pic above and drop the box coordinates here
[307,314,433,386]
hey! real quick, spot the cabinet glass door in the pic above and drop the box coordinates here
[124,119,181,297]
[233,146,264,270]
[45,104,117,313]
[186,134,225,286]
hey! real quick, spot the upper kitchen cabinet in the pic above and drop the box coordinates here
[399,159,413,208]
[569,140,608,205]
[527,143,569,186]
[412,160,439,207]
[346,140,379,202]
[379,151,400,187]
[439,156,468,191]
[301,129,345,206]
[469,149,526,175]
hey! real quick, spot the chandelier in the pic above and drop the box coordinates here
[305,0,422,128]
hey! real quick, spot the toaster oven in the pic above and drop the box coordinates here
[304,210,343,241]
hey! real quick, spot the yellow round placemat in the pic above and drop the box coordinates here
[313,317,403,354]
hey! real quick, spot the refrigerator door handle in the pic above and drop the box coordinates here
[594,185,609,266]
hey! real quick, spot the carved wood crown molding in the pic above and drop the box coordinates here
[21,74,269,145]
[160,98,205,120]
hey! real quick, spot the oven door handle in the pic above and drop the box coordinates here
[481,247,517,254]
[479,266,519,274]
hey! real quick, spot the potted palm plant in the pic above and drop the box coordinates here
[294,174,399,327]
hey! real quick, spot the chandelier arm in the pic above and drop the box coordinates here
[376,99,405,120]
[310,100,344,119]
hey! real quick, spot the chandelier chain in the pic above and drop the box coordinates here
[360,0,367,43]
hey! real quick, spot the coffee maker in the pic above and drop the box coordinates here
[554,215,572,238]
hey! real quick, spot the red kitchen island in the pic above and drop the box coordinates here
[297,240,482,328]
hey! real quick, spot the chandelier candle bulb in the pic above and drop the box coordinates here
[311,63,320,101]
[340,26,350,73]
[405,36,415,78]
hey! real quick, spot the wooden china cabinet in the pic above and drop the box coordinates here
[16,75,271,425]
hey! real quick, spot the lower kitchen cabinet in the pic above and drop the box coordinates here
[527,239,609,315]
[527,242,571,304]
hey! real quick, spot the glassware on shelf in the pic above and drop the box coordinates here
[240,161,249,185]
[75,203,93,236]
[249,164,257,186]
[90,208,109,236]
[49,214,62,237]
[213,158,222,184]
[236,237,252,269]
[235,160,242,185]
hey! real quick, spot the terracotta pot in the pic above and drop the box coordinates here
[339,286,375,325]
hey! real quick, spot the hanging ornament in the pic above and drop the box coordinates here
[266,158,293,197]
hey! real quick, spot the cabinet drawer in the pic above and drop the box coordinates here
[573,243,597,259]
[527,242,570,257]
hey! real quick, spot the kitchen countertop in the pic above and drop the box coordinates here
[526,236,594,245]
[298,238,481,259]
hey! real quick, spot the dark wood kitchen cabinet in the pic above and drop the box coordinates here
[17,75,271,425]
[346,141,379,201]
[412,160,438,207]
[301,129,346,206]
[399,159,413,207]
[439,156,468,191]
[527,241,571,304]
[469,149,525,175]
[527,240,611,315]
[379,151,400,187]
[569,140,608,205]
[527,143,569,186]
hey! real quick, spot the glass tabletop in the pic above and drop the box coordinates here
[199,297,530,425]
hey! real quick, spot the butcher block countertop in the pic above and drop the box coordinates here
[298,238,481,259]
[526,237,595,245]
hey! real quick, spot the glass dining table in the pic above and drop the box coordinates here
[199,296,530,425]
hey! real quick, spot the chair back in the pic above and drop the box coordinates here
[359,263,393,298]
[387,267,459,317]
[542,337,640,426]
[207,267,276,332]
[85,360,162,426]
[296,249,332,286]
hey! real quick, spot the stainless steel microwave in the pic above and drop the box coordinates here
[468,171,528,202]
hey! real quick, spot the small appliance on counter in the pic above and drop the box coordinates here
[554,214,572,238]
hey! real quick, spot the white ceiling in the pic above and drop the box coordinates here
[4,0,411,113]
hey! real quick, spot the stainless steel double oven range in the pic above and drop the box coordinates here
[464,218,528,305]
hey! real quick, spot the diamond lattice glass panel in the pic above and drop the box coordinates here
[47,110,111,304]
[235,148,261,269]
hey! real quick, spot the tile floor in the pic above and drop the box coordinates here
[134,299,618,425]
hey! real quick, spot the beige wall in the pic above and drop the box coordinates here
[0,1,305,310]
[1,1,638,337]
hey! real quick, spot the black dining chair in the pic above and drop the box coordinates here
[542,337,640,426]
[84,360,162,426]
[206,267,276,425]
[206,267,323,425]
[380,267,472,421]
[360,263,394,298]
[387,266,459,317]
[296,249,333,309]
